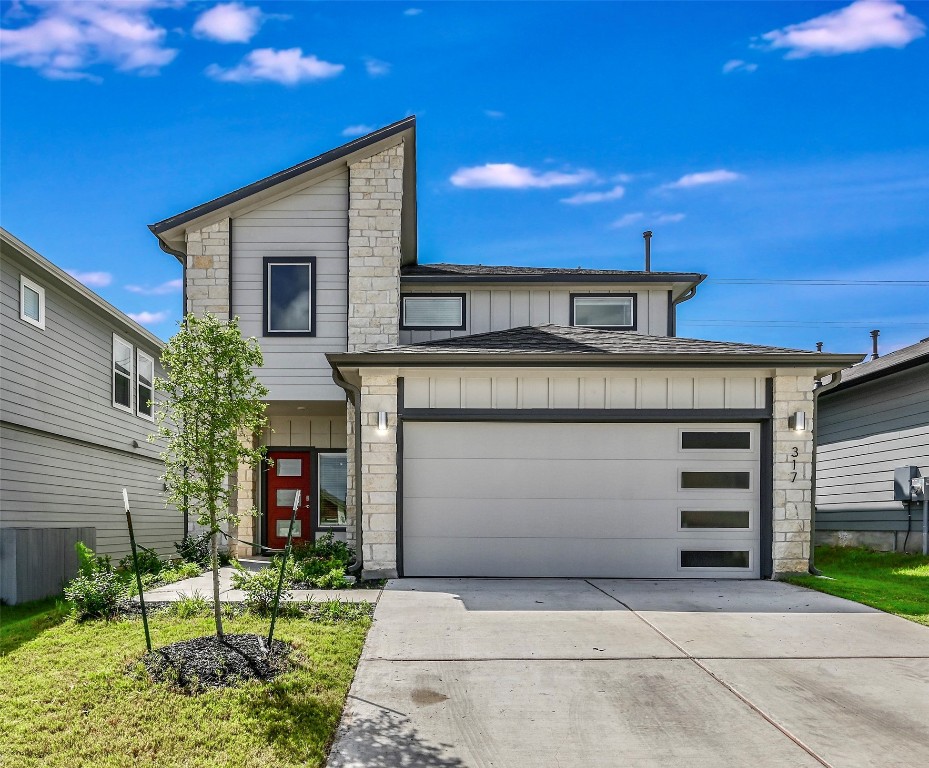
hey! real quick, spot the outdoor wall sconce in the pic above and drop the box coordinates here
[789,411,808,432]
[377,411,388,433]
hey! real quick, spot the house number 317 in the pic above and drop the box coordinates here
[789,446,799,482]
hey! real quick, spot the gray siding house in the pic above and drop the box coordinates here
[816,338,929,552]
[1,229,178,602]
[149,117,861,581]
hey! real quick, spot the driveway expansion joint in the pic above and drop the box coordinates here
[582,579,836,768]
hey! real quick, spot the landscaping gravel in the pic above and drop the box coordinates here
[143,633,292,691]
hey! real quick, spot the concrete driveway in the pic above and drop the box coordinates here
[328,578,929,768]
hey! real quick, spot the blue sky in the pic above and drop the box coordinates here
[2,1,927,355]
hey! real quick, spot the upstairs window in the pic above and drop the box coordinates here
[113,335,133,412]
[137,350,155,421]
[263,257,315,336]
[571,294,635,330]
[20,275,45,329]
[401,294,466,330]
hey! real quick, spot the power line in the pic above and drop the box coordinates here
[687,320,929,328]
[707,279,929,286]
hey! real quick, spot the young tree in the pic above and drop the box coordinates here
[153,314,268,637]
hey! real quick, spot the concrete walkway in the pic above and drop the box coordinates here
[328,578,929,767]
[138,566,379,603]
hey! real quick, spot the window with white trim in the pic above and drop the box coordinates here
[571,294,635,329]
[136,350,155,420]
[401,295,466,330]
[113,334,133,412]
[20,275,45,329]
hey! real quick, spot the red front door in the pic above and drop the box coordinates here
[266,450,312,549]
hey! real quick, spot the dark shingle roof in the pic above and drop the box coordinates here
[827,337,929,390]
[401,263,705,283]
[373,325,818,355]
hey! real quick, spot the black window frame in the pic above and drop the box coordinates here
[262,256,317,337]
[400,293,467,331]
[569,292,637,330]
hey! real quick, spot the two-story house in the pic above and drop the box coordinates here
[149,117,861,580]
[1,228,178,603]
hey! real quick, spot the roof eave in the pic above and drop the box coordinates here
[399,272,706,286]
[149,116,417,259]
[328,351,863,374]
[821,354,929,395]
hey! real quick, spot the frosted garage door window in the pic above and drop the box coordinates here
[402,296,464,328]
[266,260,313,334]
[680,471,751,490]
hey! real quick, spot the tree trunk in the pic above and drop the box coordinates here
[211,513,224,638]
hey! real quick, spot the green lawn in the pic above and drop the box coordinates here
[0,601,371,767]
[784,546,929,626]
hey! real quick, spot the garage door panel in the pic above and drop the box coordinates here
[402,421,761,579]
[404,458,758,500]
[404,535,757,579]
[404,422,757,462]
[404,498,756,539]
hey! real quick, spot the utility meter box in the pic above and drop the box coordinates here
[894,466,919,501]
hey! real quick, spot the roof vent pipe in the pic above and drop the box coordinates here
[643,230,652,272]
[870,329,880,360]
[816,341,823,352]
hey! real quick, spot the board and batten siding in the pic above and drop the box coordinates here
[262,412,348,448]
[231,166,349,401]
[402,370,767,410]
[1,246,179,558]
[398,286,671,345]
[816,365,929,534]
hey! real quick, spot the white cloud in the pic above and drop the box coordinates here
[723,59,758,74]
[611,212,645,228]
[66,269,112,287]
[342,124,374,137]
[206,47,343,84]
[560,185,626,205]
[193,2,263,44]
[661,169,743,190]
[125,278,182,295]
[403,8,423,16]
[484,109,505,119]
[364,57,390,76]
[611,211,686,228]
[0,0,178,80]
[450,163,596,189]
[761,0,925,59]
[128,310,170,325]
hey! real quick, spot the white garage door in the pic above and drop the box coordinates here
[402,422,761,578]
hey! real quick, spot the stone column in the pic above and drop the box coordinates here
[184,218,230,319]
[357,373,399,578]
[772,371,816,576]
[344,141,404,566]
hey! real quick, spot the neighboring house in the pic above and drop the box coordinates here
[815,338,929,552]
[1,228,178,603]
[149,117,861,580]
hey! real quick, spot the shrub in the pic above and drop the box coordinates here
[231,566,292,615]
[64,570,129,620]
[76,541,112,577]
[174,533,211,566]
[291,532,354,566]
[314,567,350,590]
[119,547,164,576]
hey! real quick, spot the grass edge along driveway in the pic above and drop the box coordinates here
[0,601,371,768]
[783,546,929,627]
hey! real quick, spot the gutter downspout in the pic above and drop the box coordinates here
[669,277,704,337]
[331,368,364,574]
[809,369,844,575]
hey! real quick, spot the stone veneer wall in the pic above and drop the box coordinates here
[344,142,405,563]
[772,371,816,575]
[184,218,230,318]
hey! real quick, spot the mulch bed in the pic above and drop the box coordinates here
[143,633,293,691]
